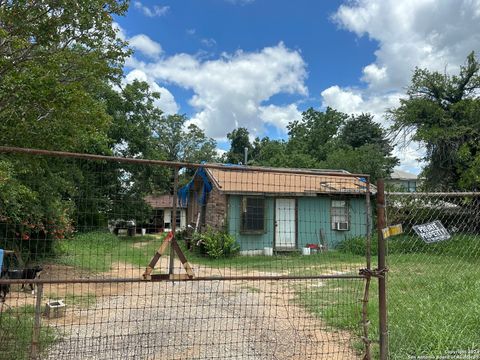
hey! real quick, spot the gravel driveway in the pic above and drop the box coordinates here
[42,263,359,360]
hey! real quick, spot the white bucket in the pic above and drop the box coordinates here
[264,247,273,256]
[302,247,311,256]
[141,228,146,236]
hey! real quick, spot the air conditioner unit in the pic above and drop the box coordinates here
[335,222,349,231]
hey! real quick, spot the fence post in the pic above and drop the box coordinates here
[30,282,43,360]
[169,166,179,275]
[361,177,372,359]
[376,179,388,359]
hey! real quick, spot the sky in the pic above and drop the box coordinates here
[115,0,480,174]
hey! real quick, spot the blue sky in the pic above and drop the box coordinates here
[116,0,480,173]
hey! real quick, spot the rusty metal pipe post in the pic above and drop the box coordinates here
[169,167,179,275]
[0,146,369,178]
[376,179,389,359]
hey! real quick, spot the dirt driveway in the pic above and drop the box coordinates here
[33,260,360,360]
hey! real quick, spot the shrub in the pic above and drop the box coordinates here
[337,236,374,256]
[193,227,240,259]
[337,234,480,260]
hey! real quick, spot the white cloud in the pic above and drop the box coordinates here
[215,148,227,158]
[134,2,170,17]
[325,0,480,172]
[128,34,162,59]
[125,69,179,115]
[321,85,400,121]
[259,104,302,130]
[333,0,480,92]
[132,42,307,139]
[112,22,127,41]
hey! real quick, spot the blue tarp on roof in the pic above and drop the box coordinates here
[178,167,212,207]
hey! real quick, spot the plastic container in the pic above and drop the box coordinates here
[264,247,273,256]
[302,247,311,256]
[141,228,146,236]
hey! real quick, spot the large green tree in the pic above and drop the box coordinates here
[0,1,130,259]
[225,127,252,164]
[153,114,217,163]
[224,110,396,182]
[389,52,480,190]
[287,107,347,162]
[0,0,129,152]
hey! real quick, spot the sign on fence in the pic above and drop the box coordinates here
[382,224,403,239]
[413,220,451,243]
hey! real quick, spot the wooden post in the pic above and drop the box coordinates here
[377,179,389,360]
[30,282,43,360]
[169,167,179,275]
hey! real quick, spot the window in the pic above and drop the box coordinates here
[170,210,181,228]
[241,197,265,233]
[331,200,349,230]
[407,181,417,192]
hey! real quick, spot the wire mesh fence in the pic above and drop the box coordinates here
[384,191,480,359]
[0,147,375,360]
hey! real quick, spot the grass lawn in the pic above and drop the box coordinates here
[0,305,56,360]
[385,254,480,359]
[179,241,366,276]
[54,231,166,272]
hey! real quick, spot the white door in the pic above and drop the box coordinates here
[275,199,296,248]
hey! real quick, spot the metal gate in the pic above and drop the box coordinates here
[0,147,380,360]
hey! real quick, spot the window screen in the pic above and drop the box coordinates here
[241,197,265,233]
[331,199,349,229]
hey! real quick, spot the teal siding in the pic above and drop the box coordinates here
[227,195,274,251]
[227,195,368,251]
[297,197,367,249]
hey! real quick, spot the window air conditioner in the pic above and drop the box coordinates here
[335,222,349,231]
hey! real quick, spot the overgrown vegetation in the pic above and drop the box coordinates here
[192,228,240,259]
[389,52,480,191]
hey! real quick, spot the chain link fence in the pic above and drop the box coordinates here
[384,191,480,359]
[0,147,377,360]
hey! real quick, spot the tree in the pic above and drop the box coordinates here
[339,113,393,157]
[389,52,480,190]
[251,137,318,168]
[0,0,129,152]
[287,107,348,162]
[104,80,163,159]
[319,144,398,183]
[0,1,130,257]
[225,128,252,164]
[153,114,217,163]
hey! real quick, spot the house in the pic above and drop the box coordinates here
[179,165,372,254]
[387,169,419,192]
[144,194,187,232]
